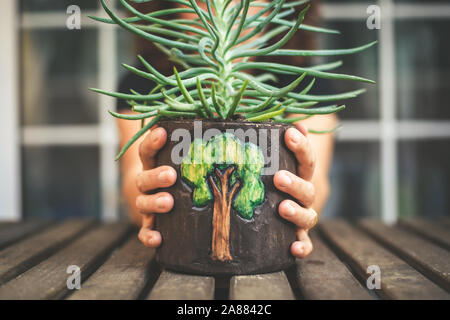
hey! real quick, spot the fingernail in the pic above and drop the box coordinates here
[151,129,160,142]
[158,170,169,183]
[290,130,301,144]
[295,243,304,255]
[285,203,296,216]
[278,172,292,187]
[155,196,167,209]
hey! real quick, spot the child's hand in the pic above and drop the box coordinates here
[134,124,319,257]
[274,124,318,259]
[135,127,177,248]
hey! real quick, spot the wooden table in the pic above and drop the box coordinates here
[0,219,448,300]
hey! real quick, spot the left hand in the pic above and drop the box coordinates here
[274,123,318,259]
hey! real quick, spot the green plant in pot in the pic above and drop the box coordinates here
[91,0,375,275]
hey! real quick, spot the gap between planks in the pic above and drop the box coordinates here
[0,219,55,250]
[295,230,374,300]
[68,235,158,300]
[229,271,295,300]
[398,218,450,251]
[148,270,215,300]
[320,219,449,300]
[0,220,96,286]
[358,219,450,293]
[0,223,133,299]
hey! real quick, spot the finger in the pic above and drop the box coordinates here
[294,122,309,137]
[273,170,315,208]
[138,215,162,248]
[136,192,174,214]
[284,127,315,181]
[291,229,313,258]
[139,127,167,170]
[136,165,177,193]
[278,200,318,230]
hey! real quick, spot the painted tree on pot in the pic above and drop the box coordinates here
[181,133,265,261]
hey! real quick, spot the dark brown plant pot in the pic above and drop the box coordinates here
[154,119,297,275]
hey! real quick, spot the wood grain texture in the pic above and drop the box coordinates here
[147,270,215,300]
[68,235,155,300]
[0,219,54,250]
[359,219,450,292]
[229,271,295,300]
[0,223,132,300]
[320,220,449,300]
[0,220,94,285]
[296,231,373,300]
[399,218,450,250]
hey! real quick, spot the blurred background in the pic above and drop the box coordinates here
[1,0,449,223]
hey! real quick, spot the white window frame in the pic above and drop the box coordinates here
[0,0,21,221]
[1,1,450,222]
[18,4,120,221]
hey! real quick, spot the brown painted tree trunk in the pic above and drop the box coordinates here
[208,166,240,261]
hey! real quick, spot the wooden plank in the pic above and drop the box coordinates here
[399,218,450,250]
[359,219,450,292]
[320,220,449,300]
[0,219,53,250]
[148,270,215,300]
[0,220,94,285]
[229,271,295,300]
[439,218,450,229]
[295,231,373,300]
[0,222,15,230]
[0,223,132,300]
[68,235,155,300]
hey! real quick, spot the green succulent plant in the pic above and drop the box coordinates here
[90,0,376,160]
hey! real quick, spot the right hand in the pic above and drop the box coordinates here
[135,126,177,248]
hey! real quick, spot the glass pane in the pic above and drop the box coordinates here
[323,142,381,219]
[398,140,450,219]
[20,0,97,12]
[22,146,100,219]
[396,19,450,119]
[320,21,379,119]
[21,29,99,125]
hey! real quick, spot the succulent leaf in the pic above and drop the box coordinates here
[91,0,375,159]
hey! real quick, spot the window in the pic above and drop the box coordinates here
[1,0,449,221]
[321,0,450,221]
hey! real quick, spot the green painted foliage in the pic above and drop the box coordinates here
[181,133,265,219]
[91,0,376,159]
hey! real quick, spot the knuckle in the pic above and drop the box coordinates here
[138,228,145,243]
[138,138,150,159]
[303,182,315,207]
[135,196,142,210]
[136,195,149,211]
[135,172,145,192]
[305,156,315,171]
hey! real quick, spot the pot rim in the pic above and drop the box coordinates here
[157,118,294,129]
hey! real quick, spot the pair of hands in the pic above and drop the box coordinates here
[135,124,318,259]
